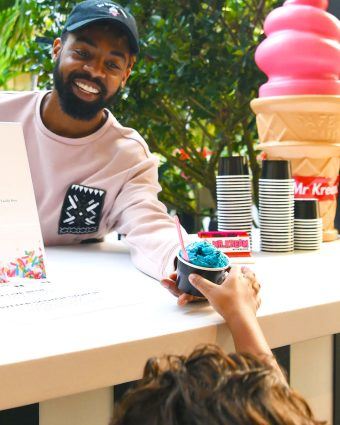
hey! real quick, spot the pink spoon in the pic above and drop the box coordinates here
[174,215,190,262]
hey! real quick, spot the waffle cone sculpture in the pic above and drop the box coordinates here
[251,0,340,241]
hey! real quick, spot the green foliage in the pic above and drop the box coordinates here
[0,1,75,87]
[0,0,15,11]
[0,0,281,217]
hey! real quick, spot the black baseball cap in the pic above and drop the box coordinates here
[63,0,139,54]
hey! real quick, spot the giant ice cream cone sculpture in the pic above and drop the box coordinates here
[250,0,340,241]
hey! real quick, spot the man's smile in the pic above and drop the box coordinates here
[73,78,102,96]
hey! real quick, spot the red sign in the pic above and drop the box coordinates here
[198,231,251,257]
[294,175,339,201]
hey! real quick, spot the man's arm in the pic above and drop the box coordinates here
[110,151,184,280]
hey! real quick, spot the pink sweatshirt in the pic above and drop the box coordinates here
[0,91,184,280]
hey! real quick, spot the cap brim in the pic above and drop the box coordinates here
[66,17,139,54]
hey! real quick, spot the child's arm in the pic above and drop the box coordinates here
[189,266,284,378]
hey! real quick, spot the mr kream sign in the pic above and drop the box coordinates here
[294,176,339,201]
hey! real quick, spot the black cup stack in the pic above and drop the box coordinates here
[294,199,322,250]
[259,160,295,252]
[216,156,252,239]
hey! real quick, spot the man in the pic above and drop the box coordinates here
[0,0,187,290]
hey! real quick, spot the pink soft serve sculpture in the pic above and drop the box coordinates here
[250,0,340,241]
[256,0,339,96]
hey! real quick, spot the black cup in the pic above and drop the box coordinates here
[218,156,249,176]
[294,199,320,219]
[176,255,229,297]
[261,160,292,180]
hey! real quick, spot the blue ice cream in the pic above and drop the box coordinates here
[180,241,229,268]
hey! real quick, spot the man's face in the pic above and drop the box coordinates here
[52,24,133,120]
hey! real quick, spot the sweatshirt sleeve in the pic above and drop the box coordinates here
[109,147,187,281]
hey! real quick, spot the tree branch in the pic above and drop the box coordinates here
[253,0,266,28]
[187,95,217,118]
[241,117,260,204]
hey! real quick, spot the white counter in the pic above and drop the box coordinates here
[0,238,339,417]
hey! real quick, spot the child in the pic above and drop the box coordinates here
[112,267,325,425]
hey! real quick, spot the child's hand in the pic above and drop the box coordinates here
[188,266,261,325]
[161,273,205,305]
[190,267,284,377]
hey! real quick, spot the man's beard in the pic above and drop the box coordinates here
[53,58,120,121]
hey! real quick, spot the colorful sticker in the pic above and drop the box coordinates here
[0,248,46,283]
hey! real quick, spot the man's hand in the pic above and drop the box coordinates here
[161,272,205,305]
[188,266,261,325]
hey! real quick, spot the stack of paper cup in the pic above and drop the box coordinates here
[259,160,294,252]
[216,157,252,239]
[294,199,323,250]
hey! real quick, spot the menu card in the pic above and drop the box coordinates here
[0,122,47,283]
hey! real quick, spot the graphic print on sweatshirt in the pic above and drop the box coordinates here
[58,184,106,234]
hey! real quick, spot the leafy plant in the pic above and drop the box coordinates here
[0,0,281,225]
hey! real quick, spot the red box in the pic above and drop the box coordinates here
[197,231,251,257]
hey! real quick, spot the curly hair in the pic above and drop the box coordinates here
[112,344,326,425]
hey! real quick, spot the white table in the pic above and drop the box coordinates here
[0,237,339,425]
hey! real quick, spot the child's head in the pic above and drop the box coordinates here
[112,344,325,425]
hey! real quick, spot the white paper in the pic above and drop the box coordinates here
[0,279,145,323]
[0,122,47,283]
